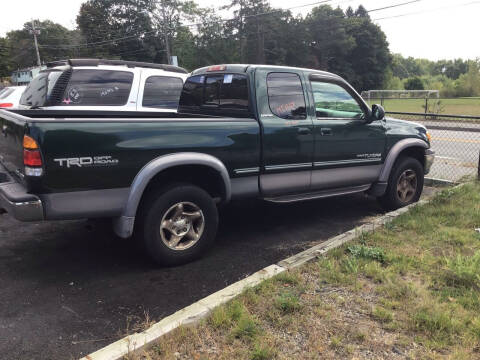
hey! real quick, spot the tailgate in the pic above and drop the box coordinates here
[0,109,27,177]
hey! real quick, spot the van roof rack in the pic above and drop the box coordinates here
[46,59,188,74]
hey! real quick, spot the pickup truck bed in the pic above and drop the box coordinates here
[0,63,434,266]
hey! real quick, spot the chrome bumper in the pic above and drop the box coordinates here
[425,149,435,175]
[0,164,44,222]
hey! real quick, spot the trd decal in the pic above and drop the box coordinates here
[53,156,119,168]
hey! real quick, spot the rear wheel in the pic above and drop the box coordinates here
[138,184,218,266]
[378,156,424,210]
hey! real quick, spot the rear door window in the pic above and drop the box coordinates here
[61,70,133,106]
[266,72,307,120]
[142,76,183,109]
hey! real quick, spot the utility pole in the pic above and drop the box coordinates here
[160,0,171,64]
[30,19,41,67]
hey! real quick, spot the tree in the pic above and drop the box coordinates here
[223,0,272,64]
[344,12,391,91]
[345,6,355,18]
[354,5,369,18]
[77,0,156,61]
[455,60,480,97]
[4,20,78,70]
[404,77,425,90]
[0,37,11,77]
[150,0,201,64]
[306,5,355,72]
[305,5,390,91]
[187,8,239,68]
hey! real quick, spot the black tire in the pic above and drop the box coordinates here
[137,184,218,266]
[378,156,424,211]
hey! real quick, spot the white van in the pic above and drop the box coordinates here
[19,59,189,112]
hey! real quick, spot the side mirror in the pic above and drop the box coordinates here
[369,104,385,122]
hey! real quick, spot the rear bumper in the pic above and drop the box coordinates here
[0,164,44,221]
[425,149,435,175]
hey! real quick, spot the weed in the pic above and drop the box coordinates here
[274,292,302,314]
[250,343,274,360]
[231,314,258,340]
[348,244,386,263]
[412,305,461,344]
[441,252,480,290]
[330,335,342,349]
[372,306,393,323]
[274,271,301,286]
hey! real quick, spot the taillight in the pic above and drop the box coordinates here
[24,150,42,166]
[23,135,43,176]
[0,103,13,108]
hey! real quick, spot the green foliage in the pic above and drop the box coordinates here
[347,245,386,263]
[372,306,393,323]
[441,252,480,290]
[413,305,461,343]
[250,343,274,360]
[1,0,477,99]
[1,20,80,74]
[404,76,425,90]
[231,313,258,340]
[274,292,302,314]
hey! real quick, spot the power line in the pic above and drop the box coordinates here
[38,0,422,50]
[37,0,340,49]
[373,0,480,20]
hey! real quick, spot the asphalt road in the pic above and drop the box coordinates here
[0,188,435,360]
[428,128,480,181]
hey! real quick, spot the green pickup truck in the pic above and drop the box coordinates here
[0,63,434,265]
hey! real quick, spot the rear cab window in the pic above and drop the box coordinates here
[179,73,250,117]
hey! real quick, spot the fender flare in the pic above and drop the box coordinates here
[378,138,428,182]
[113,152,231,238]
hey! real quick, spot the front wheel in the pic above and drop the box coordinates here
[378,156,424,211]
[138,184,218,266]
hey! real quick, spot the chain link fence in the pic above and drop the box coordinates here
[386,111,480,182]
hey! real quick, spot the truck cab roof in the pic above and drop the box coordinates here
[191,64,343,80]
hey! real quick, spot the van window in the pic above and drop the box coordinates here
[19,72,49,107]
[0,88,14,99]
[266,72,306,120]
[142,76,183,109]
[61,70,133,106]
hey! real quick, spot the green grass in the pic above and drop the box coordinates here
[365,97,480,117]
[140,182,480,360]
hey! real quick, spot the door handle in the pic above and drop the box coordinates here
[320,128,332,136]
[297,127,311,135]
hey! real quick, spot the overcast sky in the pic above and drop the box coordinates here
[0,0,478,61]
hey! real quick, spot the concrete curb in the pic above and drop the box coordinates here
[424,177,457,187]
[80,183,461,360]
